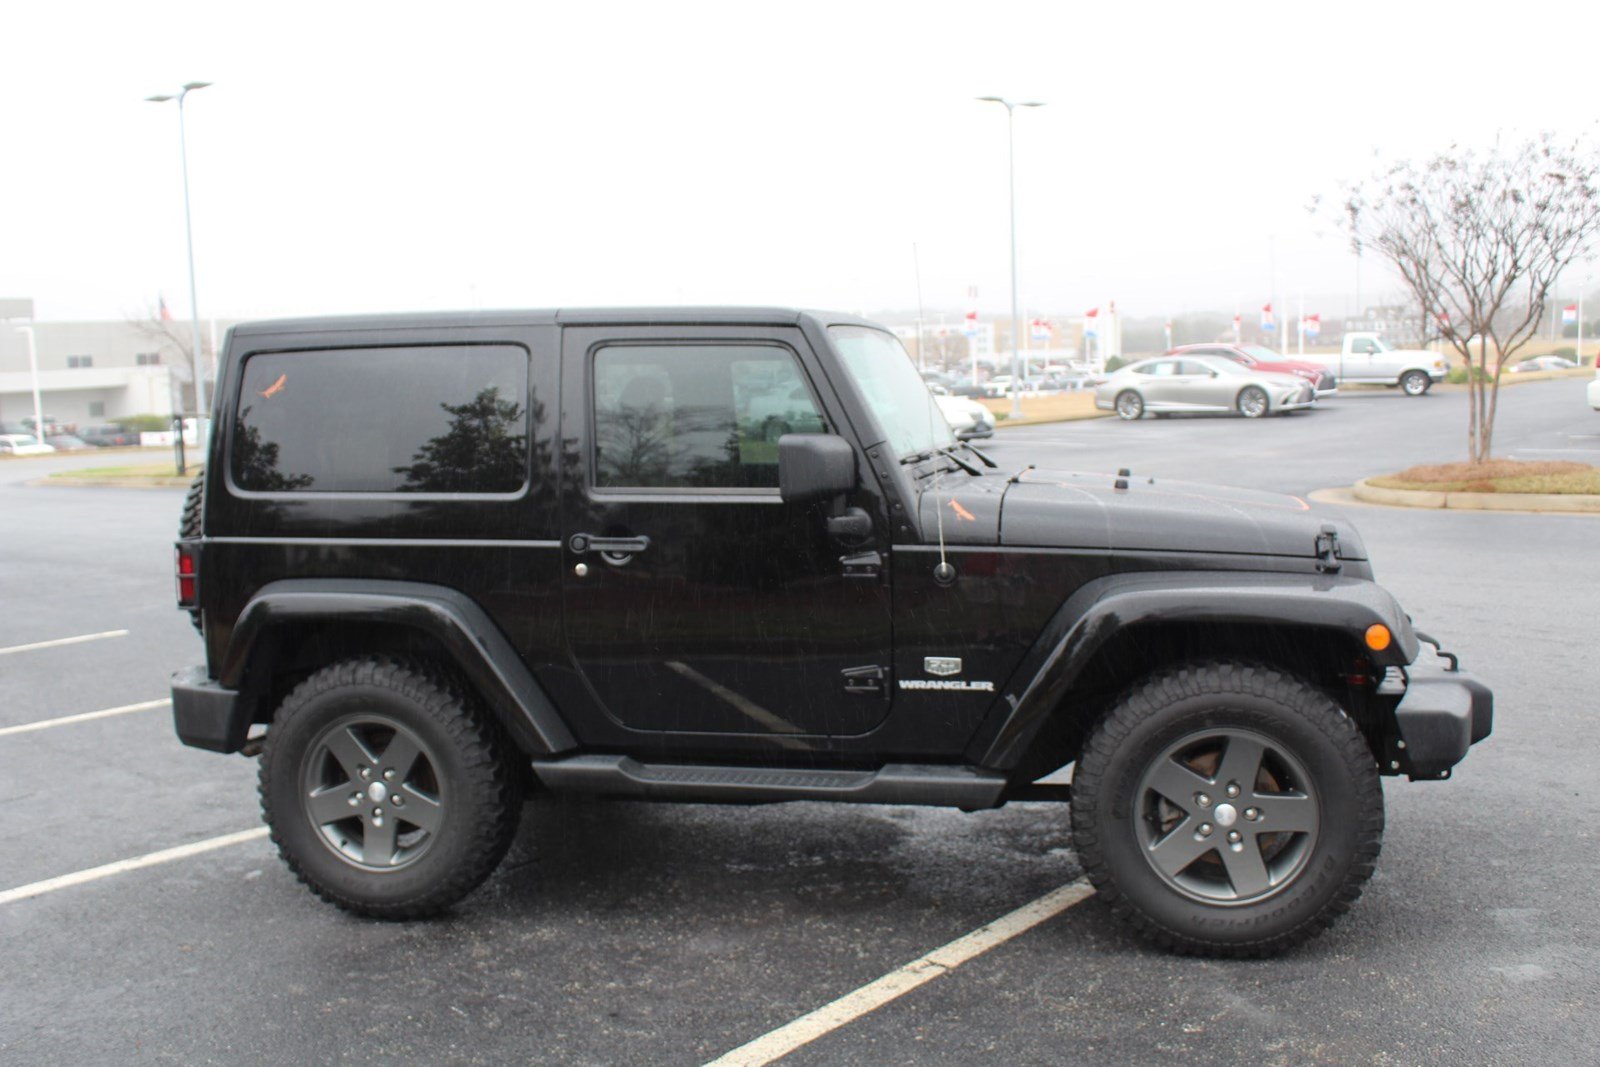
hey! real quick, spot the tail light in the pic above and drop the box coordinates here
[175,543,197,608]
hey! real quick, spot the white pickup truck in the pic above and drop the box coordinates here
[1300,333,1449,395]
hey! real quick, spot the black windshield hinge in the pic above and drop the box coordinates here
[1315,524,1342,574]
[840,551,882,579]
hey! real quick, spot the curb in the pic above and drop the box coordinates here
[1351,478,1600,514]
[32,478,195,489]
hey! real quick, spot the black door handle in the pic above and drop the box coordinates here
[569,533,651,556]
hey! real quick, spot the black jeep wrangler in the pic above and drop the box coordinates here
[171,308,1491,956]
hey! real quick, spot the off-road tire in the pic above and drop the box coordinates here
[178,473,205,632]
[1401,370,1431,396]
[1115,391,1144,420]
[1071,661,1383,957]
[259,657,520,919]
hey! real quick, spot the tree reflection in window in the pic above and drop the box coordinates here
[232,405,314,490]
[394,387,527,493]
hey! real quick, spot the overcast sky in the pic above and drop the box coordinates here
[2,1,1597,326]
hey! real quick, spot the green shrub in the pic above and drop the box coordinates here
[115,414,176,432]
[1552,346,1577,358]
[1104,355,1127,373]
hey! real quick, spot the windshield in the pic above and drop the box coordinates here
[1240,345,1282,361]
[827,325,955,458]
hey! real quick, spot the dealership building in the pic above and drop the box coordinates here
[0,316,239,430]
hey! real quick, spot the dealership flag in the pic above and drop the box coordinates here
[159,295,173,322]
[1563,304,1579,325]
[1030,318,1052,342]
[963,310,979,337]
[1083,307,1099,336]
[1302,313,1321,339]
[1260,302,1276,331]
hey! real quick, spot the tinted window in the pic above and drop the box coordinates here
[232,345,530,493]
[593,344,823,489]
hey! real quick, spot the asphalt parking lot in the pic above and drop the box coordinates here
[2,378,1597,1065]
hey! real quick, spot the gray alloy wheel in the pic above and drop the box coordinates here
[301,714,445,871]
[1115,391,1145,420]
[1401,370,1431,396]
[1237,386,1269,418]
[1071,661,1383,957]
[1133,727,1319,905]
[259,657,519,918]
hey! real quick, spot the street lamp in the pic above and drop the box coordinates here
[976,96,1044,418]
[146,81,212,420]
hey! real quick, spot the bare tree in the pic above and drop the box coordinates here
[1324,133,1600,462]
[128,304,214,412]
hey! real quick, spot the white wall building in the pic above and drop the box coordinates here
[0,317,239,428]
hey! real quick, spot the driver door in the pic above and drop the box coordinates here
[556,324,895,740]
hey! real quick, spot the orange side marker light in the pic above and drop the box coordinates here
[1365,624,1392,652]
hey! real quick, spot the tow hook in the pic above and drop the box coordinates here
[1412,630,1459,672]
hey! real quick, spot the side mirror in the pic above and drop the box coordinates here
[779,434,857,505]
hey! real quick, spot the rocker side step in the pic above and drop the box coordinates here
[530,755,1009,809]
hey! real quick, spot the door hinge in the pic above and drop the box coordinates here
[840,550,882,579]
[842,664,887,697]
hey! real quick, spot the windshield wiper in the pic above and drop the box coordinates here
[960,441,998,468]
[899,445,983,476]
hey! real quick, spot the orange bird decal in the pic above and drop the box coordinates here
[949,499,976,522]
[260,374,287,399]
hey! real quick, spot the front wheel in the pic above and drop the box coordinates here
[1401,370,1431,396]
[1071,662,1383,957]
[259,657,520,919]
[1115,391,1145,420]
[1236,386,1270,419]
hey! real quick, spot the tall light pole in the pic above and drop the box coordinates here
[977,97,1043,418]
[146,81,212,419]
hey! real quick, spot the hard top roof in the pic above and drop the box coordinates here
[228,307,886,337]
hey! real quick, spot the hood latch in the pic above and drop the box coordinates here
[1315,524,1342,574]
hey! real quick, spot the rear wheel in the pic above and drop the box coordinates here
[1401,370,1431,396]
[1115,391,1145,420]
[1236,386,1270,419]
[1071,661,1383,957]
[259,657,520,919]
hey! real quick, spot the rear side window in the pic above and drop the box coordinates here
[232,345,530,493]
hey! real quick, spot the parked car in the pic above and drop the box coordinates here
[79,424,144,447]
[1508,356,1578,373]
[933,392,996,439]
[1095,355,1317,420]
[1172,344,1337,397]
[44,434,92,451]
[170,306,1490,957]
[1298,333,1447,394]
[0,433,57,455]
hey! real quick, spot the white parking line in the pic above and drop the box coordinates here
[0,698,170,738]
[703,879,1095,1067]
[0,629,128,657]
[0,828,271,907]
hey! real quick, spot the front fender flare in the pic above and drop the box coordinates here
[965,570,1419,770]
[221,578,576,757]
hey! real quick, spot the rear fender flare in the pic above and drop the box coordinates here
[221,579,576,757]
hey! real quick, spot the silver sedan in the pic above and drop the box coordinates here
[1094,355,1317,420]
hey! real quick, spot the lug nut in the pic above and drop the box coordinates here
[1225,783,1241,798]
[359,766,372,780]
[392,794,404,807]
[1244,807,1259,821]
[348,794,360,806]
[1196,794,1212,808]
[383,769,396,781]
[1228,830,1242,843]
[1198,823,1213,837]
[373,807,383,818]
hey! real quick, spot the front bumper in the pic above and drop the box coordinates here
[1392,658,1493,779]
[171,665,251,753]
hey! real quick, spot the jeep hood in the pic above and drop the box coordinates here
[919,467,1367,560]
